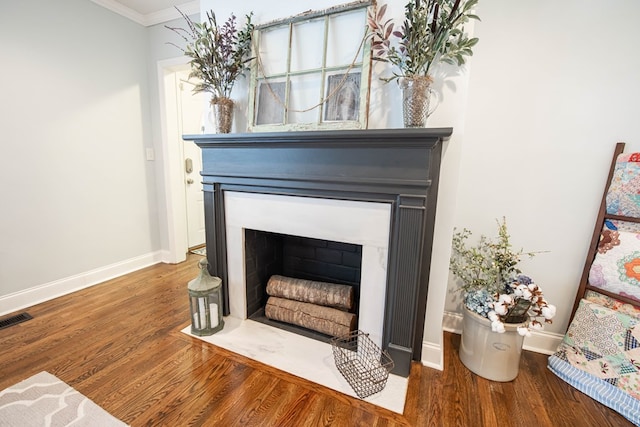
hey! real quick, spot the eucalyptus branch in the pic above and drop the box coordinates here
[450,217,537,295]
[368,0,480,81]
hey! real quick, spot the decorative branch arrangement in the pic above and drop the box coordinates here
[166,9,255,101]
[450,218,556,335]
[368,0,480,81]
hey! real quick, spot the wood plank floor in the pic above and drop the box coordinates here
[0,254,633,426]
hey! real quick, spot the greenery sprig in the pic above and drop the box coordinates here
[367,0,480,82]
[451,218,555,335]
[450,217,535,296]
[166,9,254,100]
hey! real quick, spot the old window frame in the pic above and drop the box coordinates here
[248,1,372,132]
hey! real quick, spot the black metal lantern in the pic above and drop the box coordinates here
[188,258,224,336]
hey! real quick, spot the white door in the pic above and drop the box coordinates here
[176,70,206,248]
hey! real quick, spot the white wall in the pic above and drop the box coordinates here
[450,0,640,340]
[0,0,159,311]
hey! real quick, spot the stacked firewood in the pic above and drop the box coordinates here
[265,275,356,337]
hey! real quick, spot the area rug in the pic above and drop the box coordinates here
[0,371,128,427]
[182,317,408,414]
[190,247,206,256]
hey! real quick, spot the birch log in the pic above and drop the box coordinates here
[266,275,354,310]
[265,297,356,337]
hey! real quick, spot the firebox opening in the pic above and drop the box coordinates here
[244,229,362,343]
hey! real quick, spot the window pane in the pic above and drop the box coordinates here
[324,70,361,122]
[290,18,324,72]
[326,10,366,67]
[258,26,290,76]
[288,73,322,124]
[255,79,287,125]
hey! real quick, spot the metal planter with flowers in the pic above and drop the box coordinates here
[450,218,557,381]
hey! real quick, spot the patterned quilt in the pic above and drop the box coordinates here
[548,298,640,425]
[589,220,640,303]
[588,152,640,303]
[606,152,640,218]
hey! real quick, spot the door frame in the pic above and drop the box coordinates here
[157,56,191,264]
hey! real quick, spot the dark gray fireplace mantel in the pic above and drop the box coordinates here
[184,127,452,377]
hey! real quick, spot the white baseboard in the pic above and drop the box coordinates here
[159,249,185,264]
[0,252,164,317]
[421,341,444,371]
[441,310,563,355]
[442,310,462,334]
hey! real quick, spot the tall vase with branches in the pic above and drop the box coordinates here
[368,0,479,127]
[167,9,254,133]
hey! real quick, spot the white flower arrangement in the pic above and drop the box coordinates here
[487,275,556,336]
[451,218,556,335]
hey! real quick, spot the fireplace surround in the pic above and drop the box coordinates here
[185,128,452,376]
[224,191,391,355]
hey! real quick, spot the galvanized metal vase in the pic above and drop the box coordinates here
[211,96,234,134]
[400,76,434,128]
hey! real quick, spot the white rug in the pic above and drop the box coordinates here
[190,247,206,256]
[0,372,128,427]
[181,317,408,414]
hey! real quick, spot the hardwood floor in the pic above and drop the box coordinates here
[0,254,633,426]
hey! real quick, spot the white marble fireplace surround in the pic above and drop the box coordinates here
[184,191,409,412]
[225,191,391,347]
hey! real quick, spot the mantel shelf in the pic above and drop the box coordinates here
[184,127,453,148]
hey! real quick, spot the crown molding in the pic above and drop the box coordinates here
[145,1,199,26]
[90,0,199,27]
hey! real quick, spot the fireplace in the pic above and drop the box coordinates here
[244,229,362,341]
[186,128,452,376]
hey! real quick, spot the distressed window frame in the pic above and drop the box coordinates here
[248,1,372,132]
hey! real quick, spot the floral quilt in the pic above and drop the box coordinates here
[588,220,640,303]
[548,299,640,425]
[606,152,640,219]
[588,152,640,303]
[585,290,640,319]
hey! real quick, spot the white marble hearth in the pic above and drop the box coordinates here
[186,192,409,412]
[181,317,408,414]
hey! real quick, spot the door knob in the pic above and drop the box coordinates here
[187,178,194,184]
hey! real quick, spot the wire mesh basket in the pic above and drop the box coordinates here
[330,330,394,399]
